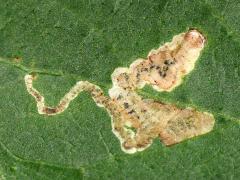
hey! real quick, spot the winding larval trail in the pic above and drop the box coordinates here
[25,29,215,154]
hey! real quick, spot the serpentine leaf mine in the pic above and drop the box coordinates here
[24,29,215,154]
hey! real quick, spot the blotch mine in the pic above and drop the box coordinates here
[24,29,214,154]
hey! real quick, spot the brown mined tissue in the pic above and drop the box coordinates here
[25,29,215,154]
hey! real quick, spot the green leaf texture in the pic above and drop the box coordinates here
[0,0,240,179]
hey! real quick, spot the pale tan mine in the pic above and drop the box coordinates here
[24,29,215,154]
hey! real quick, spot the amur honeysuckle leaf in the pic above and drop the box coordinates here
[0,0,240,179]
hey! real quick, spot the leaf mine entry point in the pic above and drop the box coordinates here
[25,29,215,154]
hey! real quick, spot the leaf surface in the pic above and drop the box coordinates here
[0,0,240,179]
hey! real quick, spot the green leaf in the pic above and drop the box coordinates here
[0,0,240,179]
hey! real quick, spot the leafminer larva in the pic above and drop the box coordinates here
[24,29,215,154]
